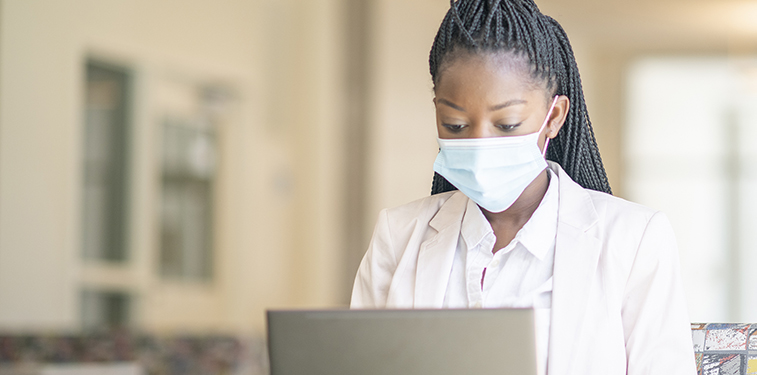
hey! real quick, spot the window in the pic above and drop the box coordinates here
[625,57,757,322]
[82,61,130,262]
[160,116,216,280]
[81,289,132,331]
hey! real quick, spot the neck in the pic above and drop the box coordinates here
[481,169,550,227]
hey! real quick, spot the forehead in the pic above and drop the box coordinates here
[435,52,543,103]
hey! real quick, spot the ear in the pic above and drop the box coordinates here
[546,95,570,139]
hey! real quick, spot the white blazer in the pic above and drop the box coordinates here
[351,162,697,375]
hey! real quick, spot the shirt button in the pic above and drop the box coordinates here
[491,259,500,267]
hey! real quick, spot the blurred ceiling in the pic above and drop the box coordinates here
[539,0,757,52]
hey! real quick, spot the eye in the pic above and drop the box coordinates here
[442,123,466,133]
[496,123,522,132]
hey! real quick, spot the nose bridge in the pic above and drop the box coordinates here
[469,118,497,138]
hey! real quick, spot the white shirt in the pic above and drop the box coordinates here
[442,168,558,375]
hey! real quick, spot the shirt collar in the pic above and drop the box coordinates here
[460,167,559,260]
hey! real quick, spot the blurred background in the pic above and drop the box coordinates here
[1,0,757,373]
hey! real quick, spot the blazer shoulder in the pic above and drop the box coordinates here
[585,188,660,225]
[551,160,660,231]
[587,190,676,253]
[550,161,660,229]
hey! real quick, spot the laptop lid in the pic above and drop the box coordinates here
[267,308,537,375]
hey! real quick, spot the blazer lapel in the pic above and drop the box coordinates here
[413,192,468,308]
[547,162,602,375]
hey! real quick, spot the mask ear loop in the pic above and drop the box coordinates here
[541,95,560,158]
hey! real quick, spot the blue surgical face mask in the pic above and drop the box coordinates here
[433,95,558,213]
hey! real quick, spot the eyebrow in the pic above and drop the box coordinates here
[437,98,466,112]
[489,99,527,111]
[437,98,527,112]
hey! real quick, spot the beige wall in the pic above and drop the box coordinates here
[0,0,465,335]
[0,0,346,334]
[364,0,449,218]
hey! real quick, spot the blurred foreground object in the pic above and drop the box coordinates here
[691,323,757,374]
[0,332,266,375]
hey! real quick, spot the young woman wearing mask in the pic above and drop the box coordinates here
[351,1,697,374]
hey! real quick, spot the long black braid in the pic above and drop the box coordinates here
[429,0,612,195]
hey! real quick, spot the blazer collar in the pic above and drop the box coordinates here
[549,161,599,231]
[415,191,468,308]
[428,191,468,232]
[547,161,603,375]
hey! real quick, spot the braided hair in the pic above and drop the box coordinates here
[429,0,612,195]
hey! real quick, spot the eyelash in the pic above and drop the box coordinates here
[496,123,521,131]
[442,124,465,133]
[441,123,522,133]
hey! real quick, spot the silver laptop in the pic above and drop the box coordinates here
[267,308,537,375]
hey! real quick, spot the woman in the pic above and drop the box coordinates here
[351,1,696,374]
